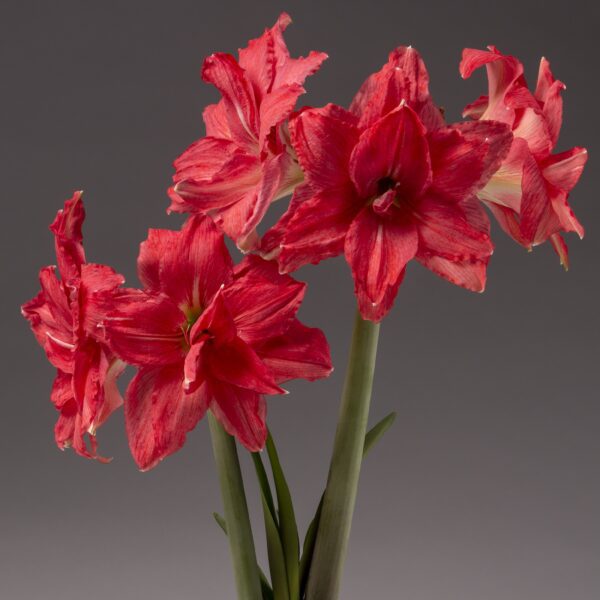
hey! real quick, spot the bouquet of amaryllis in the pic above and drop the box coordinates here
[22,13,587,600]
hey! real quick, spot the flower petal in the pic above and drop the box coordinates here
[428,120,512,201]
[126,366,209,470]
[350,103,431,200]
[202,52,259,147]
[350,46,444,130]
[535,57,565,147]
[207,335,283,395]
[255,319,333,383]
[208,382,267,452]
[140,217,234,314]
[345,205,418,322]
[415,195,493,263]
[290,104,359,189]
[50,191,86,283]
[265,182,362,271]
[223,255,305,344]
[542,147,588,193]
[102,290,186,367]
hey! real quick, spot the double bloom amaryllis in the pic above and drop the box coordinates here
[168,12,327,251]
[264,47,513,321]
[100,216,332,470]
[460,46,588,267]
[21,192,125,460]
[21,16,589,600]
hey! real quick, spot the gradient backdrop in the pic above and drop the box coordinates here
[2,1,598,598]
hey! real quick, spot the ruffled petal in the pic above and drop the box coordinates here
[255,319,333,383]
[414,195,493,291]
[290,104,359,189]
[202,52,259,148]
[349,103,431,200]
[350,46,444,130]
[50,191,86,283]
[208,382,267,452]
[460,46,526,124]
[512,107,553,158]
[258,83,305,149]
[478,137,529,212]
[126,366,209,470]
[276,184,361,272]
[206,336,283,395]
[102,290,186,367]
[203,102,231,139]
[170,141,262,214]
[415,195,493,260]
[542,147,588,193]
[223,255,305,344]
[535,57,565,147]
[139,217,234,314]
[345,205,418,322]
[428,120,512,201]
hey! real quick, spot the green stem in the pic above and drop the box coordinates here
[305,309,381,600]
[208,412,263,600]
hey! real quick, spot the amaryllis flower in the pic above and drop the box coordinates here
[21,192,125,460]
[168,13,327,251]
[101,216,331,470]
[262,47,513,322]
[460,46,588,268]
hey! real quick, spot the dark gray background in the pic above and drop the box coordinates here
[2,1,598,598]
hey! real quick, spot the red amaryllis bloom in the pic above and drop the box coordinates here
[21,192,125,460]
[262,47,513,322]
[460,46,588,268]
[168,13,327,251]
[101,216,331,470]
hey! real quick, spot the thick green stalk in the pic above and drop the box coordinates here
[306,310,381,600]
[208,412,263,600]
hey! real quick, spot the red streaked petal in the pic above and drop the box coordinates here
[428,120,512,201]
[290,104,359,189]
[548,188,584,240]
[140,217,233,314]
[350,46,444,130]
[207,335,283,395]
[50,191,86,283]
[519,153,551,245]
[478,137,528,212]
[125,366,209,470]
[203,102,231,139]
[513,107,553,158]
[542,147,588,192]
[255,319,332,383]
[95,357,125,430]
[345,206,418,322]
[417,254,489,292]
[202,52,259,147]
[102,290,186,367]
[535,57,565,147]
[460,46,525,123]
[224,255,305,344]
[550,233,569,269]
[258,83,304,148]
[208,382,267,452]
[350,103,431,200]
[415,195,493,262]
[51,370,74,410]
[277,185,362,273]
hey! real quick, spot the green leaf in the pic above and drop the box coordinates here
[261,493,290,600]
[298,497,323,598]
[363,412,396,457]
[213,512,274,600]
[251,452,278,523]
[266,432,300,599]
[299,412,397,597]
